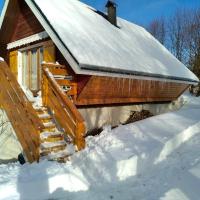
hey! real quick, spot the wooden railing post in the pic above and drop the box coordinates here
[42,68,48,107]
[75,121,86,150]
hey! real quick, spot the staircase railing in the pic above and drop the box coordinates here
[0,60,44,163]
[42,64,86,150]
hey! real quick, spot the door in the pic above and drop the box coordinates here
[21,47,43,93]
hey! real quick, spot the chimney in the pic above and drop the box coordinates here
[106,0,117,26]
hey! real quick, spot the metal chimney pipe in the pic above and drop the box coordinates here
[106,0,117,26]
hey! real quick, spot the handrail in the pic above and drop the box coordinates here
[42,65,86,150]
[0,61,44,163]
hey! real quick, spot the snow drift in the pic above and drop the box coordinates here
[0,94,200,200]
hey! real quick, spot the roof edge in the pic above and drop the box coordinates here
[79,63,199,85]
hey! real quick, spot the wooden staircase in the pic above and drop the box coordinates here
[42,63,86,151]
[34,106,73,162]
[0,60,86,163]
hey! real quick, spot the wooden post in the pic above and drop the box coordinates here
[75,121,86,150]
[42,73,48,107]
[9,51,18,79]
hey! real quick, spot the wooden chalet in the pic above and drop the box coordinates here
[0,0,198,163]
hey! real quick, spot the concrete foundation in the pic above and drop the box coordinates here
[79,95,186,131]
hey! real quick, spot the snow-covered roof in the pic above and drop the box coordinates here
[2,0,199,83]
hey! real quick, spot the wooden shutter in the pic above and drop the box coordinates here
[9,51,18,79]
[43,41,55,63]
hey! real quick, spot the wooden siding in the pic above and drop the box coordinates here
[55,47,76,76]
[44,41,56,63]
[11,0,44,42]
[76,76,189,105]
[77,75,91,95]
[9,51,18,79]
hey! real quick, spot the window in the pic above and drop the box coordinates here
[21,47,43,92]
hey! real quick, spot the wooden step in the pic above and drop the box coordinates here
[50,68,68,75]
[42,63,66,69]
[56,79,70,86]
[30,100,36,104]
[41,140,66,148]
[53,75,73,80]
[38,112,52,123]
[43,122,56,129]
[45,148,73,162]
[54,155,70,163]
[40,143,67,156]
[43,125,56,131]
[39,113,51,119]
[40,116,52,123]
[40,131,63,139]
[41,135,64,143]
[35,107,48,114]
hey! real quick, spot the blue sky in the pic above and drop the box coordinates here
[82,0,200,26]
[0,0,200,26]
[0,0,4,12]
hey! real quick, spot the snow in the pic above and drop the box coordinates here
[38,113,51,119]
[43,122,55,128]
[7,31,48,50]
[40,131,62,140]
[0,93,200,200]
[40,141,66,149]
[27,0,198,83]
[44,145,75,160]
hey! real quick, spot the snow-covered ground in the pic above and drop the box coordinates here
[0,93,200,200]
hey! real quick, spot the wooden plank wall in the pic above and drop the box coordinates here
[44,41,56,63]
[76,76,189,105]
[11,0,44,42]
[9,51,18,79]
[0,61,44,163]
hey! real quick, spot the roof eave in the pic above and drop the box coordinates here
[79,63,199,85]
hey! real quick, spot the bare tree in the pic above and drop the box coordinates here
[0,113,9,136]
[186,8,200,77]
[147,17,166,45]
[147,8,200,72]
[167,10,189,63]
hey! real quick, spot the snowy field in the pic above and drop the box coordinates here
[0,93,200,200]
